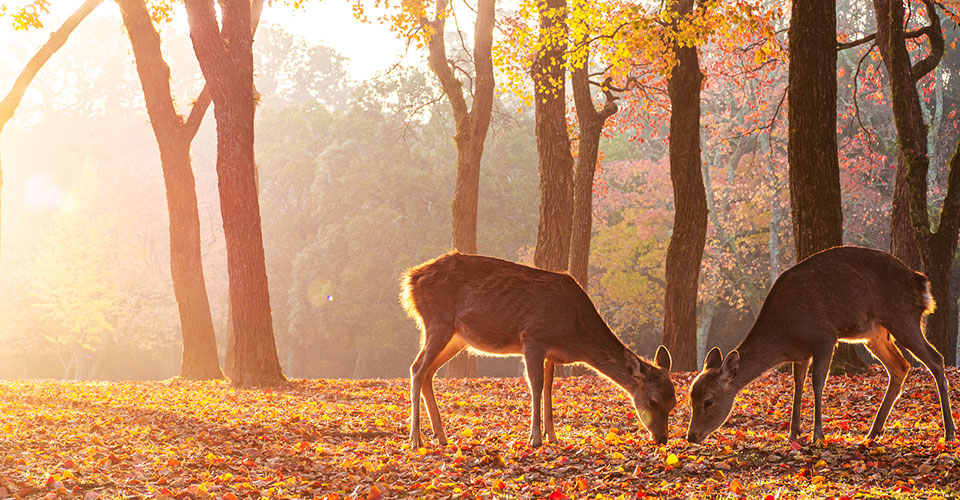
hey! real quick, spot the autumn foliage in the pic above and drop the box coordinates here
[2,369,958,499]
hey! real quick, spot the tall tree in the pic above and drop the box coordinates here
[883,0,960,365]
[116,0,223,380]
[418,0,496,379]
[184,0,285,387]
[661,0,708,372]
[532,0,575,273]
[868,0,925,271]
[788,0,865,371]
[569,67,617,290]
[0,0,102,263]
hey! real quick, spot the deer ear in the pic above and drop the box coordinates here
[655,345,672,371]
[626,353,645,377]
[704,347,723,370]
[721,350,740,380]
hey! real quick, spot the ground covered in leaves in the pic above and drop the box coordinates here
[1,367,958,499]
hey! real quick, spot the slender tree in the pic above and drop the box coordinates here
[418,0,496,378]
[116,0,223,380]
[788,0,865,371]
[884,0,960,365]
[569,68,617,290]
[661,0,708,372]
[868,0,929,271]
[184,0,285,386]
[532,0,575,273]
[0,0,103,263]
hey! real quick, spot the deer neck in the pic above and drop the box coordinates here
[728,334,790,393]
[586,343,641,394]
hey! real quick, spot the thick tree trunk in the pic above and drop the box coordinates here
[118,0,222,380]
[0,0,103,263]
[185,0,285,387]
[532,0,574,273]
[787,0,843,259]
[788,0,865,372]
[884,0,959,365]
[662,0,707,372]
[421,0,495,379]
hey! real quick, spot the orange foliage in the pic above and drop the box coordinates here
[1,370,958,498]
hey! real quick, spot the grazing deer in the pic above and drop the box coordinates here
[686,246,956,444]
[400,251,676,448]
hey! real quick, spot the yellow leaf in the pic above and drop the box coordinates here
[665,453,679,466]
[460,428,474,438]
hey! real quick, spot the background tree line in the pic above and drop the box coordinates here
[0,0,958,381]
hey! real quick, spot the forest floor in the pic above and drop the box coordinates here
[1,367,958,499]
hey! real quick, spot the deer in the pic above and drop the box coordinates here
[400,251,676,448]
[686,246,956,445]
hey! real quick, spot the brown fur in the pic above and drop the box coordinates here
[401,251,676,447]
[687,246,955,444]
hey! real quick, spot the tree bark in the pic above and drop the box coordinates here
[532,0,575,273]
[569,67,617,290]
[662,0,708,372]
[884,0,959,365]
[0,0,103,263]
[872,0,923,271]
[420,0,495,378]
[788,0,866,372]
[184,0,285,386]
[117,0,222,380]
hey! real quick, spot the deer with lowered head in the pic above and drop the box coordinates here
[401,251,676,448]
[687,246,955,444]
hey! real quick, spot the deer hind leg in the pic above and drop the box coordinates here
[419,338,466,446]
[790,358,811,441]
[410,323,455,448]
[523,347,547,448]
[810,344,836,443]
[543,360,557,444]
[863,329,910,440]
[890,318,956,442]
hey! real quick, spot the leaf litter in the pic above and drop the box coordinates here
[0,367,958,499]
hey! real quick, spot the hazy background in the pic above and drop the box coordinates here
[1,1,957,380]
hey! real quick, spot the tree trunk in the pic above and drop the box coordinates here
[788,0,866,372]
[884,0,959,365]
[185,0,285,387]
[872,0,923,271]
[662,0,707,372]
[117,0,222,380]
[569,67,617,289]
[421,0,496,379]
[532,0,574,273]
[566,58,617,378]
[0,0,103,263]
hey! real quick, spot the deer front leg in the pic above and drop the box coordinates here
[790,359,810,441]
[524,348,547,448]
[543,359,557,444]
[810,346,834,443]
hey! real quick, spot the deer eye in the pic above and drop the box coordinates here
[704,399,714,409]
[649,400,659,411]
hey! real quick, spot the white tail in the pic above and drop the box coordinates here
[686,246,955,444]
[401,251,676,447]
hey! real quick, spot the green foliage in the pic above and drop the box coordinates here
[255,73,540,378]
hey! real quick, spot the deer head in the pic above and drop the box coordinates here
[627,345,675,444]
[686,347,740,443]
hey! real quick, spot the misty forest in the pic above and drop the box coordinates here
[1,0,959,497]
